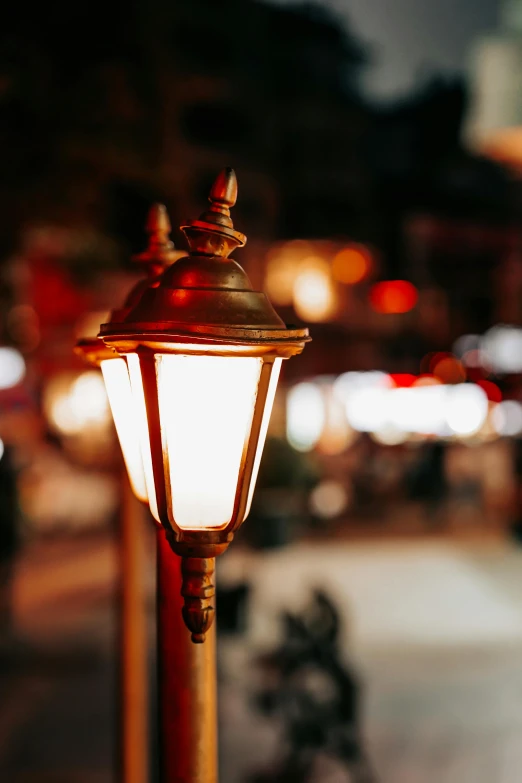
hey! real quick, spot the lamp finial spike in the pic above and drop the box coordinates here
[209,167,237,210]
[133,202,177,274]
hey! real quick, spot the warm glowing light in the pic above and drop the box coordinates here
[127,354,160,521]
[445,384,488,436]
[412,375,442,387]
[310,480,348,518]
[0,347,26,390]
[369,280,418,314]
[389,373,416,387]
[0,438,4,461]
[492,400,522,436]
[101,358,148,503]
[287,382,325,451]
[317,386,353,455]
[371,425,408,445]
[46,371,111,436]
[331,245,371,284]
[432,355,466,384]
[245,359,282,517]
[293,259,336,322]
[156,354,262,529]
[265,240,314,305]
[71,372,110,424]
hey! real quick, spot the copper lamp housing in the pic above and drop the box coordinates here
[100,168,310,641]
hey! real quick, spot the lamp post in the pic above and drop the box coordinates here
[75,205,177,783]
[100,168,309,779]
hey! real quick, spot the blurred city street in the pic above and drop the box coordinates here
[4,529,522,781]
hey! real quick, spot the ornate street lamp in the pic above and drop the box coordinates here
[75,204,177,500]
[74,205,177,783]
[100,168,310,642]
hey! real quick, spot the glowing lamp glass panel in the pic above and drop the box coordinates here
[156,354,263,530]
[126,354,160,521]
[101,358,148,503]
[244,358,282,518]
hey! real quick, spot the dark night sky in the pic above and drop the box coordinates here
[272,0,500,99]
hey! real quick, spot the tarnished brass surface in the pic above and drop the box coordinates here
[101,170,310,352]
[75,203,177,367]
[181,556,216,643]
[157,530,217,782]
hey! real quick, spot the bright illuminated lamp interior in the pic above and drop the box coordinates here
[101,358,149,505]
[155,354,263,529]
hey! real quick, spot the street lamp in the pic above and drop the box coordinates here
[100,168,310,642]
[75,204,177,501]
[74,204,178,783]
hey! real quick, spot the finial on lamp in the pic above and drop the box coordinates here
[181,168,246,256]
[133,203,178,276]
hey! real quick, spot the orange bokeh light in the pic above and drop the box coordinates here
[369,280,418,314]
[413,374,442,387]
[432,355,466,384]
[332,245,371,285]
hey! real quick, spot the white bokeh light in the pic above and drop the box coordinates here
[492,400,522,436]
[482,325,522,373]
[310,480,348,519]
[287,382,325,451]
[0,347,26,390]
[445,384,488,436]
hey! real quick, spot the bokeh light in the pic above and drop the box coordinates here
[492,400,522,436]
[0,347,26,390]
[45,371,111,436]
[293,258,336,322]
[331,244,372,284]
[477,379,502,403]
[432,355,466,384]
[265,240,314,305]
[309,480,349,519]
[286,382,325,451]
[482,325,522,373]
[369,280,418,314]
[445,384,488,436]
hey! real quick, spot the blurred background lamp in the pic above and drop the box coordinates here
[74,204,177,504]
[100,169,309,642]
[0,347,26,389]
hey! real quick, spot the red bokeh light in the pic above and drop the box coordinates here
[477,379,502,403]
[389,373,416,387]
[369,280,418,314]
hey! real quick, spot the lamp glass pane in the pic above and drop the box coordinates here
[244,358,282,519]
[126,353,160,522]
[156,353,262,530]
[101,358,148,503]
